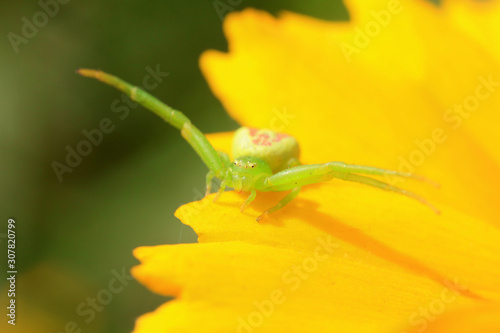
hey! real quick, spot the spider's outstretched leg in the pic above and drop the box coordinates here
[335,173,440,214]
[326,162,439,187]
[78,69,226,179]
[256,187,301,222]
[256,163,439,214]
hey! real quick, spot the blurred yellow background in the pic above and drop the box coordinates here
[0,1,353,332]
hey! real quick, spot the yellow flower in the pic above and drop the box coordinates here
[131,1,500,332]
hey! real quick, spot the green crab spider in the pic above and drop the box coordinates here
[78,69,440,221]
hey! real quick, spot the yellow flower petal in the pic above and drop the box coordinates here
[441,0,500,180]
[132,186,500,332]
[444,0,500,61]
[403,305,500,333]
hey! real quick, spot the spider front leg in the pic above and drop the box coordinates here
[78,69,226,179]
[240,190,257,212]
[205,151,231,196]
[213,179,227,202]
[205,171,216,197]
[256,187,302,222]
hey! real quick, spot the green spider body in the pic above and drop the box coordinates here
[79,69,439,221]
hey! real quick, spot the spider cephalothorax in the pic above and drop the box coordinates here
[79,69,439,221]
[227,156,272,192]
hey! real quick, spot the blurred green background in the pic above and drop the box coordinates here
[1,1,350,332]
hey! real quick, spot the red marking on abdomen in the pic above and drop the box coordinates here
[248,128,290,146]
[273,133,289,142]
[252,133,272,146]
[248,128,258,136]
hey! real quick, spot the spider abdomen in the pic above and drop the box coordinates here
[232,127,300,173]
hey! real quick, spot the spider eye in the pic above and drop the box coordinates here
[251,165,255,168]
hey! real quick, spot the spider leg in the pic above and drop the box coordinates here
[285,157,302,168]
[205,171,216,196]
[335,173,441,214]
[217,151,231,167]
[205,151,231,196]
[78,69,226,178]
[257,164,334,191]
[257,187,301,222]
[256,164,439,214]
[213,179,227,202]
[241,190,257,212]
[326,162,439,187]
